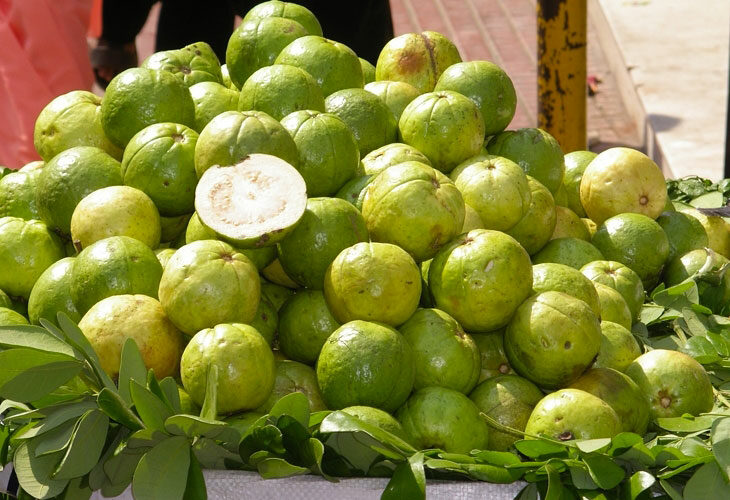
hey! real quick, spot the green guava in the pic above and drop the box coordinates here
[181,323,276,414]
[664,248,730,314]
[256,359,327,412]
[531,263,601,316]
[656,211,709,263]
[531,237,604,270]
[261,259,299,288]
[680,208,730,259]
[261,280,296,311]
[238,64,325,120]
[189,81,239,132]
[242,1,322,38]
[471,330,513,383]
[461,204,485,232]
[360,58,376,83]
[363,81,421,123]
[551,206,591,241]
[141,41,222,87]
[562,150,596,218]
[595,320,642,372]
[335,175,374,210]
[360,143,431,176]
[594,283,633,330]
[316,320,415,412]
[158,240,260,336]
[278,290,340,364]
[505,175,556,255]
[341,406,407,440]
[581,260,645,321]
[428,229,533,332]
[505,291,601,389]
[247,296,277,346]
[155,248,176,270]
[159,214,191,244]
[27,257,80,326]
[0,168,43,220]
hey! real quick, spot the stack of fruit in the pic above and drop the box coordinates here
[1,1,728,498]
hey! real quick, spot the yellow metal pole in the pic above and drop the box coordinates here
[537,0,587,152]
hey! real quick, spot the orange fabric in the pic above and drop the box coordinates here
[0,0,94,168]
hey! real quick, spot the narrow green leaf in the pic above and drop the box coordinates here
[575,438,611,454]
[515,483,539,500]
[0,349,82,402]
[257,457,308,479]
[461,463,522,483]
[165,414,230,440]
[0,326,75,357]
[97,387,145,431]
[544,463,565,500]
[52,410,109,479]
[147,370,175,412]
[159,377,182,414]
[471,449,522,466]
[712,417,730,481]
[200,364,218,421]
[583,454,625,489]
[626,470,656,500]
[690,191,724,208]
[683,460,730,500]
[514,439,567,458]
[13,440,69,499]
[658,455,713,479]
[33,419,76,457]
[117,338,147,405]
[319,411,417,456]
[130,380,173,431]
[57,313,116,391]
[17,401,97,440]
[183,450,207,500]
[659,479,684,500]
[88,427,126,491]
[132,436,191,500]
[382,452,425,500]
[269,392,310,429]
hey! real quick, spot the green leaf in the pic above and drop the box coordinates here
[516,483,539,500]
[309,410,331,429]
[88,427,125,490]
[656,415,718,433]
[569,464,597,490]
[0,326,76,357]
[712,417,730,480]
[257,457,308,478]
[544,463,565,500]
[165,414,233,441]
[0,349,82,402]
[306,437,328,478]
[183,449,207,500]
[117,338,147,405]
[127,428,168,450]
[683,460,730,500]
[269,392,310,429]
[33,419,76,457]
[514,439,567,458]
[57,313,116,391]
[659,479,684,500]
[640,304,666,325]
[13,440,69,499]
[382,452,425,500]
[130,380,173,431]
[200,364,218,421]
[583,454,625,489]
[191,437,243,474]
[52,410,109,479]
[470,450,522,466]
[147,370,174,412]
[625,470,656,500]
[159,377,182,414]
[575,438,612,453]
[17,401,97,440]
[60,476,93,500]
[132,436,191,500]
[319,411,416,456]
[461,463,522,483]
[101,447,144,492]
[690,191,724,208]
[683,336,721,364]
[97,387,145,431]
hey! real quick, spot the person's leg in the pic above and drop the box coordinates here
[155,0,236,61]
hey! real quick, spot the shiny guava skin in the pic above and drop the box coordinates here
[184,212,276,271]
[461,204,485,232]
[363,81,421,124]
[34,90,121,161]
[141,41,223,87]
[591,213,670,289]
[663,248,730,314]
[594,283,633,330]
[361,143,431,176]
[580,147,667,226]
[335,175,374,210]
[247,296,277,346]
[428,229,533,332]
[486,127,565,195]
[341,406,408,441]
[655,210,709,264]
[525,389,622,441]
[277,289,340,365]
[155,248,176,270]
[679,207,730,259]
[362,161,465,262]
[531,262,601,317]
[101,67,196,148]
[71,236,163,315]
[449,154,530,232]
[562,150,597,218]
[399,308,481,393]
[261,259,299,288]
[471,330,513,383]
[396,386,489,453]
[226,17,310,89]
[531,237,604,270]
[316,320,415,412]
[505,175,556,255]
[0,217,65,300]
[70,186,161,252]
[121,122,199,217]
[0,307,28,326]
[551,206,591,241]
[625,349,714,420]
[375,31,461,93]
[242,1,323,39]
[398,91,485,174]
[278,197,368,289]
[35,146,123,239]
[27,257,80,326]
[581,260,645,321]
[280,110,360,197]
[324,242,421,327]
[570,367,649,435]
[0,169,43,220]
[434,60,517,137]
[238,64,325,121]
[189,82,239,132]
[360,58,376,84]
[158,240,260,336]
[256,359,327,412]
[181,323,276,414]
[275,36,363,97]
[470,374,544,451]
[505,291,602,389]
[160,214,191,245]
[79,294,184,379]
[194,110,299,177]
[261,280,295,312]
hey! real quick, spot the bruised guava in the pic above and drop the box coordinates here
[362,161,465,262]
[428,229,532,332]
[79,294,183,379]
[158,240,260,335]
[181,323,275,414]
[316,320,415,412]
[505,291,601,389]
[195,154,307,248]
